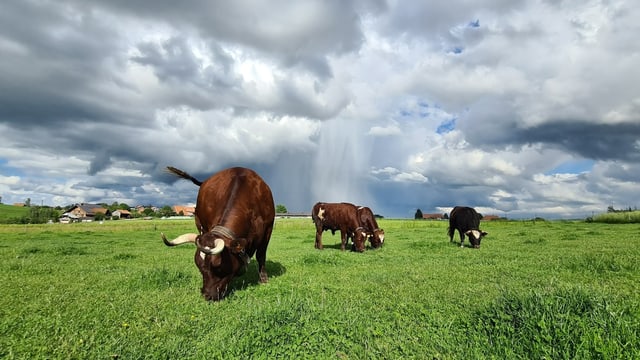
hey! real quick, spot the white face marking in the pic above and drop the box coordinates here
[317,208,325,220]
[199,251,206,260]
[470,230,481,239]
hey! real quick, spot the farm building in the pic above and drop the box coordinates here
[172,205,195,216]
[112,209,132,219]
[61,203,111,222]
[422,213,446,220]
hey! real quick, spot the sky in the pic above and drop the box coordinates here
[1,0,639,219]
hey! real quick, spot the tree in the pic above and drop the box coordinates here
[276,204,288,214]
[443,213,449,220]
[159,206,175,217]
[414,209,423,219]
[143,208,155,216]
[25,198,31,207]
[28,206,60,224]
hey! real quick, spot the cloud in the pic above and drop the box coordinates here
[0,0,639,219]
[368,123,401,136]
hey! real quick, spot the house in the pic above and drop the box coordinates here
[482,215,501,221]
[59,213,80,223]
[62,203,111,222]
[422,213,445,220]
[112,209,132,219]
[136,205,161,214]
[172,205,195,217]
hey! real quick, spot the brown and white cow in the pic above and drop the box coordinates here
[356,206,385,248]
[311,202,364,252]
[448,206,487,248]
[161,166,275,301]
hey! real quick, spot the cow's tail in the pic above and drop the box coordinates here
[447,226,454,238]
[166,166,203,186]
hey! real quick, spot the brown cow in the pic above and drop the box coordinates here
[356,206,385,248]
[311,202,364,252]
[161,166,275,301]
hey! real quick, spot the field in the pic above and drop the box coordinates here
[0,204,30,223]
[1,219,638,359]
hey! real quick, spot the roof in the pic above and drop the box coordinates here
[67,203,110,216]
[482,215,501,221]
[422,213,444,219]
[173,205,195,216]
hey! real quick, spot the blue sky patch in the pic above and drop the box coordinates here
[0,159,22,177]
[436,118,456,134]
[547,159,595,175]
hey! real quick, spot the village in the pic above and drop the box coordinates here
[57,203,195,223]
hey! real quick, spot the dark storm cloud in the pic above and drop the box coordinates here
[518,122,640,162]
[2,1,640,219]
[0,1,150,134]
[77,0,368,79]
[460,113,640,163]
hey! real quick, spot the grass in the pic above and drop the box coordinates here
[0,204,30,223]
[0,219,638,359]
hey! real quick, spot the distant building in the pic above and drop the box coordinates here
[172,205,195,217]
[61,203,111,222]
[112,209,132,219]
[276,212,312,218]
[482,215,501,221]
[422,213,445,220]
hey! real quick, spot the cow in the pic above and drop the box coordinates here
[161,166,275,301]
[448,206,487,249]
[311,202,364,252]
[356,206,385,248]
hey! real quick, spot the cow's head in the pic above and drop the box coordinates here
[464,229,488,248]
[351,227,367,252]
[369,228,385,248]
[162,227,249,301]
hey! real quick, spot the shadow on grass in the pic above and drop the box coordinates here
[229,260,286,292]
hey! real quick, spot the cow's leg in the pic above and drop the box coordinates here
[256,225,273,283]
[256,252,268,283]
[315,229,323,250]
[459,230,465,248]
[340,230,347,251]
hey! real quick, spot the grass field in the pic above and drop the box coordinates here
[1,219,638,359]
[0,204,30,223]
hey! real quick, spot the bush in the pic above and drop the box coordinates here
[593,211,640,224]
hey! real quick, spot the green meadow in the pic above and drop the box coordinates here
[1,219,638,359]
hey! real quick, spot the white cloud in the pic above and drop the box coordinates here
[0,1,639,218]
[368,123,401,136]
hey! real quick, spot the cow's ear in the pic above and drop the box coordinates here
[481,231,488,236]
[464,230,472,235]
[230,238,248,253]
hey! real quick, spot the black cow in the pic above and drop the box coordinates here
[448,206,487,248]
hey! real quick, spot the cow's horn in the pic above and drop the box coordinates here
[162,233,197,246]
[197,237,225,255]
